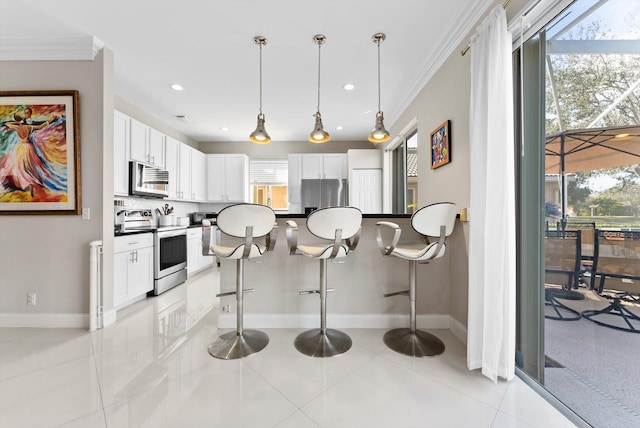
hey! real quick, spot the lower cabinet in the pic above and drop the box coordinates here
[114,233,154,308]
[187,227,212,275]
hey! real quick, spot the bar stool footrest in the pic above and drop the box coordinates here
[294,328,352,358]
[383,328,445,357]
[208,329,269,360]
[383,290,410,298]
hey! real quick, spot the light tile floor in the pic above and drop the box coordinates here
[0,268,577,428]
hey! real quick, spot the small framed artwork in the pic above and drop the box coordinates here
[0,90,80,215]
[430,120,451,169]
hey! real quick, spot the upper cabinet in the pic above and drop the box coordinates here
[206,154,249,202]
[165,136,180,199]
[191,149,206,201]
[178,143,192,200]
[129,118,165,168]
[114,110,205,201]
[148,128,166,168]
[166,137,206,202]
[301,153,347,179]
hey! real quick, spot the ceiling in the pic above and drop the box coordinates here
[0,0,492,143]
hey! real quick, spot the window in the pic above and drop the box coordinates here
[392,130,418,213]
[249,159,288,210]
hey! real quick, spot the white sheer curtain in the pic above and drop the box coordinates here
[467,5,516,383]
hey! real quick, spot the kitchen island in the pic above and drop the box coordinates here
[215,214,467,334]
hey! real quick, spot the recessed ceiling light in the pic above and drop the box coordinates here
[220,127,229,131]
[175,115,191,122]
[364,110,372,114]
[336,126,344,130]
[343,83,355,91]
[170,83,183,91]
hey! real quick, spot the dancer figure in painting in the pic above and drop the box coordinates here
[0,112,60,198]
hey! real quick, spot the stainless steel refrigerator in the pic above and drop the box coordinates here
[301,179,348,214]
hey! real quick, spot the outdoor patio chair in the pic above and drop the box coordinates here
[559,221,597,289]
[582,230,640,333]
[544,230,583,321]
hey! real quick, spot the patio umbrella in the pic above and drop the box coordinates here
[545,124,640,219]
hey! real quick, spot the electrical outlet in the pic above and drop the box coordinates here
[222,305,230,313]
[82,208,90,220]
[27,292,37,306]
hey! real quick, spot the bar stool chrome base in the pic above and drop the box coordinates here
[294,328,352,358]
[208,330,269,360]
[383,328,445,357]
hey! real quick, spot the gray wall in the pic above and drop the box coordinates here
[199,139,373,157]
[383,44,472,327]
[0,51,112,325]
[115,96,198,148]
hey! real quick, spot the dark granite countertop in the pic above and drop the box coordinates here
[114,228,155,237]
[275,213,412,219]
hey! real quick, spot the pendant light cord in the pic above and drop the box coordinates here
[377,39,381,113]
[316,41,322,114]
[259,41,263,115]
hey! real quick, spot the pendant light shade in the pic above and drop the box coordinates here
[250,36,271,144]
[368,33,390,144]
[309,34,330,143]
[250,112,270,144]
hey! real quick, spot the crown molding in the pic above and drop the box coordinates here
[0,36,104,61]
[388,0,494,127]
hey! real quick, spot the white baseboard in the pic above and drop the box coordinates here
[103,308,117,328]
[0,313,89,329]
[218,313,452,330]
[449,316,468,344]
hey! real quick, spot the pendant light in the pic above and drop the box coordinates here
[249,36,271,144]
[368,33,390,144]
[309,34,330,143]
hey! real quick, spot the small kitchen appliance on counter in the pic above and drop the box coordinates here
[115,208,155,233]
[189,212,217,226]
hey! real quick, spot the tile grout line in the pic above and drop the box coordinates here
[88,332,109,428]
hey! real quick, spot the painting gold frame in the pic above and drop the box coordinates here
[0,90,80,215]
[430,120,451,170]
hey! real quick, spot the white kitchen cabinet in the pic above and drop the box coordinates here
[178,144,192,200]
[129,118,165,167]
[187,227,212,275]
[206,154,249,202]
[164,138,206,201]
[300,153,347,179]
[165,136,180,199]
[114,110,130,196]
[114,233,154,308]
[322,153,347,179]
[148,127,166,168]
[190,149,206,201]
[301,154,323,179]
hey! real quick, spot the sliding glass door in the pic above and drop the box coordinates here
[515,1,640,425]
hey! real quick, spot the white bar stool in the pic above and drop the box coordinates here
[202,203,277,359]
[286,207,362,357]
[376,202,457,357]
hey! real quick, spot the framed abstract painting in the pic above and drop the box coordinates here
[430,120,451,170]
[0,90,80,215]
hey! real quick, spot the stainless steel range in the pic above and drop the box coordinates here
[115,208,187,295]
[153,226,187,295]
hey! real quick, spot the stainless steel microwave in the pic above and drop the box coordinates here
[129,161,169,198]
